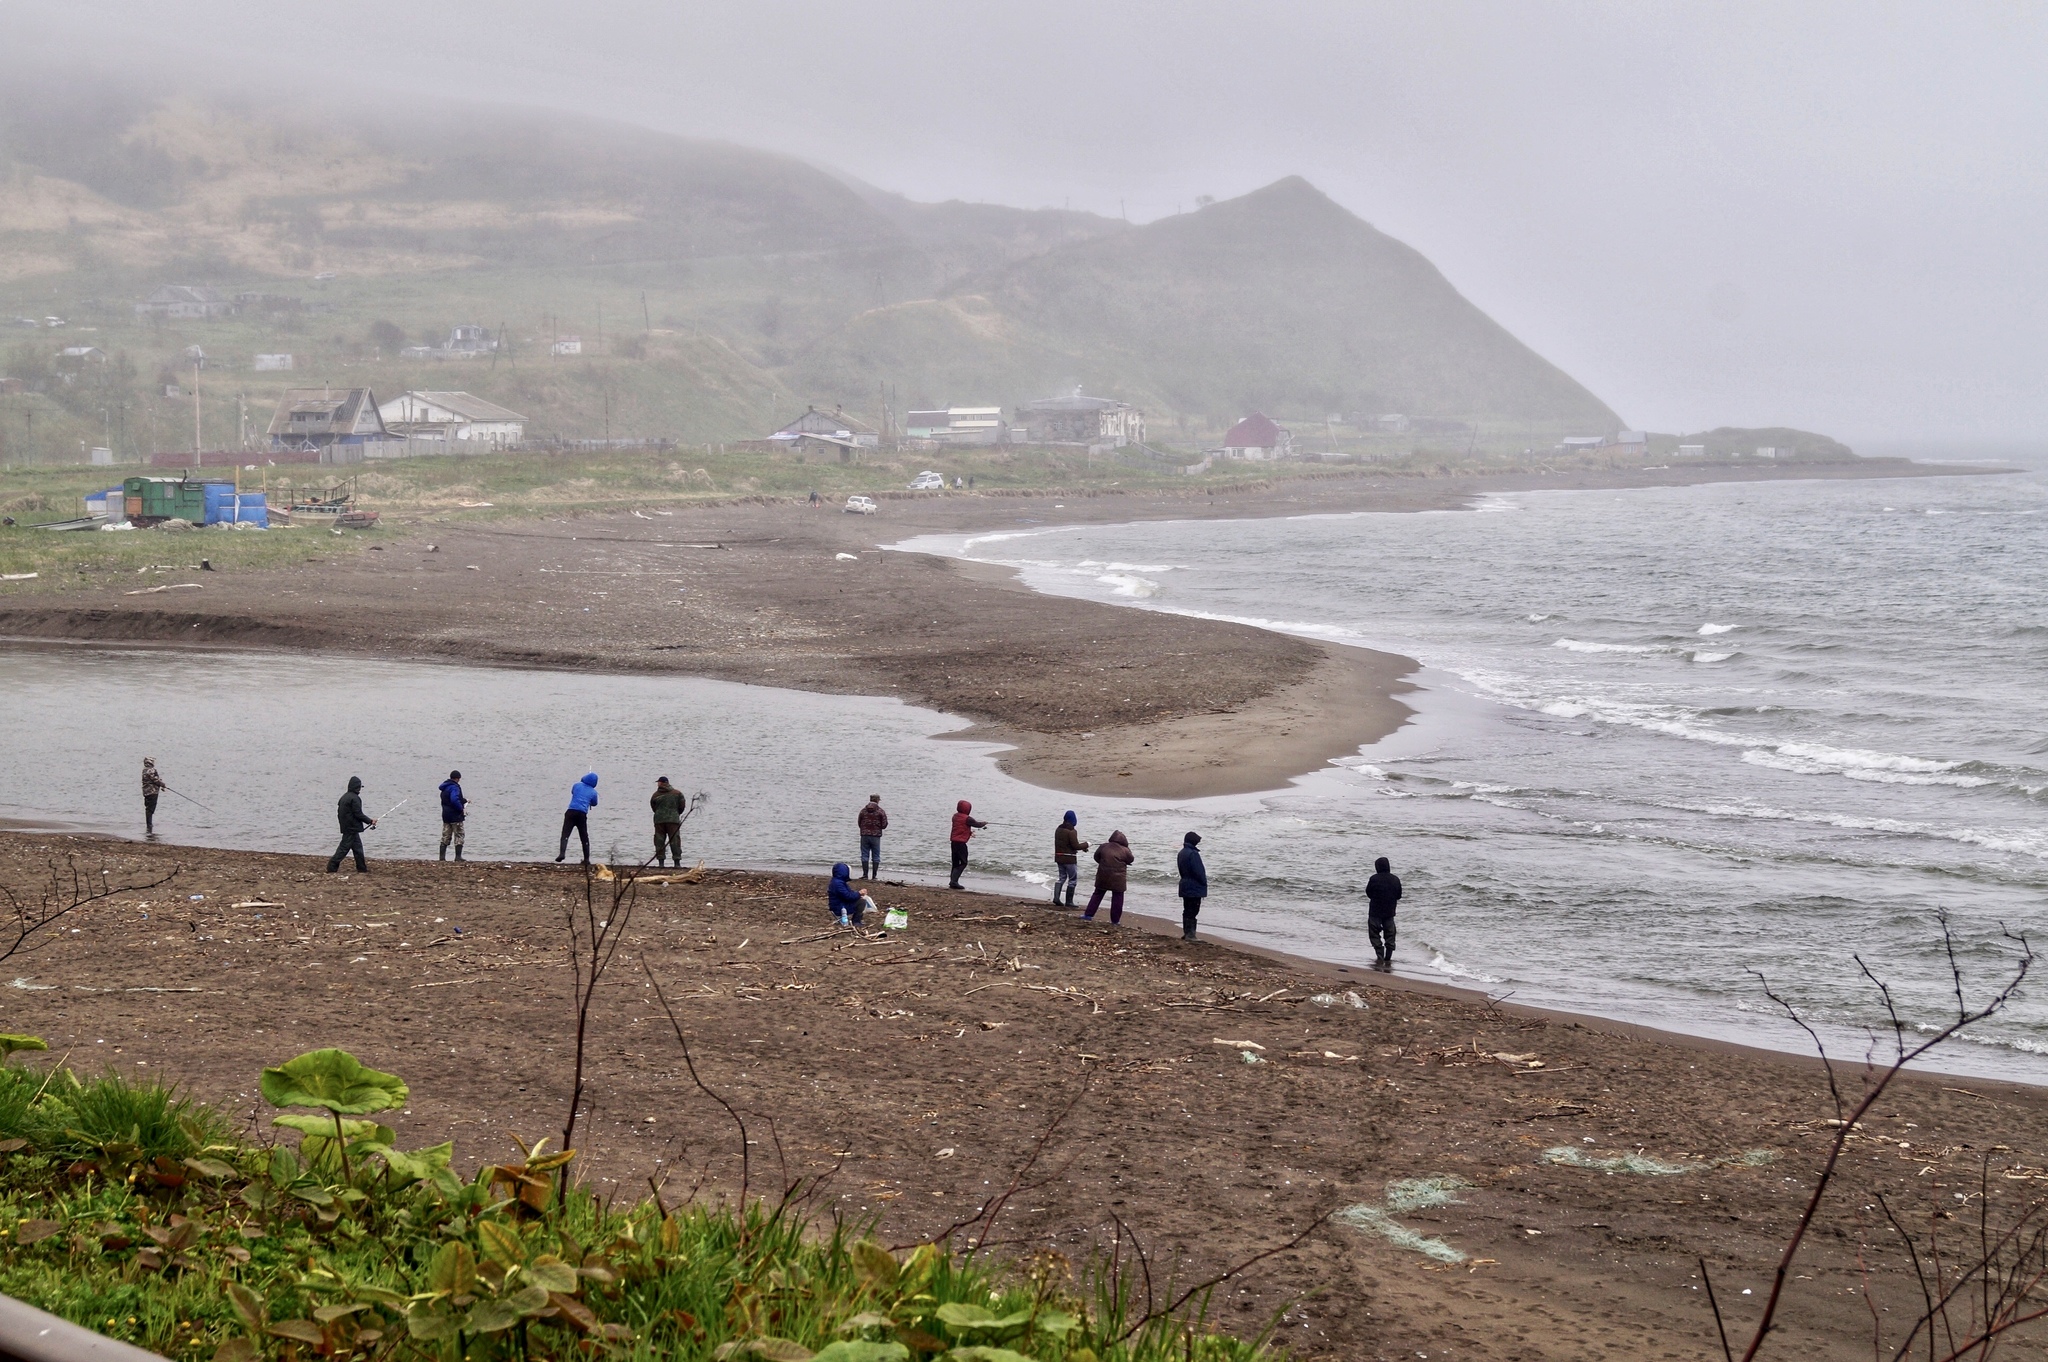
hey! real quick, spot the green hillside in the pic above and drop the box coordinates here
[0,71,1623,459]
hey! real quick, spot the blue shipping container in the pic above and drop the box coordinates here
[201,486,267,528]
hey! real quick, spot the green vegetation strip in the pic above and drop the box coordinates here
[0,1050,1264,1362]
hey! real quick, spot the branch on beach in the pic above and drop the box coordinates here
[1730,912,2035,1360]
[645,959,752,1213]
[557,849,646,1163]
[0,854,180,966]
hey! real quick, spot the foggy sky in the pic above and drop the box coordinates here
[6,1,2045,443]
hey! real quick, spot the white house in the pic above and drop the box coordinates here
[905,406,1006,445]
[378,391,527,448]
[135,285,233,320]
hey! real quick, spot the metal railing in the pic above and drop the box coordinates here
[0,1294,166,1362]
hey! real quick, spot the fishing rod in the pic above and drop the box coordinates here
[159,784,215,813]
[375,797,409,823]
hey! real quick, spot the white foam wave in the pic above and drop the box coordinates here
[1011,869,1050,886]
[1526,613,1555,622]
[1741,742,1992,787]
[1698,622,1739,636]
[1427,951,1503,985]
[1096,574,1160,598]
[1554,638,1660,654]
[1690,651,1735,663]
[1078,560,1181,573]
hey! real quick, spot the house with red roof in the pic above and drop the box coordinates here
[1219,412,1292,460]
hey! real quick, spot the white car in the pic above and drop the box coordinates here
[909,471,945,491]
[843,495,878,515]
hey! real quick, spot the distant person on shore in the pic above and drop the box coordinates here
[650,776,686,866]
[326,775,376,874]
[947,799,986,889]
[141,757,165,837]
[857,794,889,879]
[1083,830,1134,924]
[1366,856,1403,968]
[1052,811,1088,906]
[556,772,599,865]
[1177,831,1208,941]
[438,770,467,861]
[828,862,864,925]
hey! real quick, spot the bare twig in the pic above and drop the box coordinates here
[1699,1257,1734,1362]
[645,959,751,1210]
[1117,1210,1333,1344]
[559,850,647,1158]
[0,856,181,964]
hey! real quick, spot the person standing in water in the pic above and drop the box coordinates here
[857,794,888,880]
[557,772,599,865]
[1366,856,1403,968]
[141,758,166,836]
[438,770,467,861]
[1176,831,1208,941]
[947,799,986,889]
[1052,811,1088,907]
[326,776,376,874]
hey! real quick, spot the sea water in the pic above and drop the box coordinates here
[892,453,2048,1080]
[3,456,2044,1079]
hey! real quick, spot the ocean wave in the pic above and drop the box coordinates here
[1698,622,1739,636]
[1526,613,1556,622]
[1662,800,2048,861]
[1095,574,1160,598]
[1011,869,1051,886]
[1690,651,1735,663]
[1554,638,1661,654]
[1740,742,1992,787]
[1427,951,1503,984]
[1078,560,1182,573]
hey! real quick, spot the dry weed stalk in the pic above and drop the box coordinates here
[0,853,180,965]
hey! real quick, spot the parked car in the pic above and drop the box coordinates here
[909,470,945,491]
[843,495,878,515]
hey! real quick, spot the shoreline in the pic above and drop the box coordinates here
[5,832,2044,1361]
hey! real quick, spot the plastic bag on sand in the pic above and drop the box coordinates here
[884,907,908,930]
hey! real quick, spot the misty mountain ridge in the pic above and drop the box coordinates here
[0,76,1618,435]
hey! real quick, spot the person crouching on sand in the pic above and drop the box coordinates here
[1052,810,1088,906]
[557,772,599,865]
[1083,830,1134,924]
[1177,831,1208,941]
[948,799,987,889]
[1366,856,1403,968]
[828,862,864,925]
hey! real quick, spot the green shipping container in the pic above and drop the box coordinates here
[123,476,211,525]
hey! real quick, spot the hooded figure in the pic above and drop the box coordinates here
[1083,831,1135,924]
[1365,856,1403,967]
[1176,832,1208,941]
[141,757,166,835]
[438,770,467,861]
[557,773,599,865]
[947,799,987,889]
[1051,811,1089,907]
[828,862,864,925]
[327,775,375,874]
[650,777,686,867]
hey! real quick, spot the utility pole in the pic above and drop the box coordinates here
[193,355,203,467]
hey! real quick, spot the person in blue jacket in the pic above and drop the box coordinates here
[828,862,864,926]
[1176,831,1209,941]
[556,772,599,864]
[438,770,467,861]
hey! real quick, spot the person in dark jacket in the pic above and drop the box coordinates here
[556,772,599,865]
[142,757,166,836]
[857,794,888,879]
[438,771,467,861]
[326,775,377,874]
[947,799,986,889]
[1083,830,1134,924]
[1052,811,1089,906]
[1366,856,1403,967]
[828,862,864,925]
[1176,831,1209,941]
[650,777,686,866]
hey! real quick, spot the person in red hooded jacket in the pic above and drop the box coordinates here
[947,799,987,889]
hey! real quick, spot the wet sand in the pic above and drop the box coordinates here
[6,832,2043,1361]
[0,458,1985,800]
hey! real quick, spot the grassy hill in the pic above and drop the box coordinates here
[0,68,1623,460]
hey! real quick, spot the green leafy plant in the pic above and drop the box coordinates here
[259,1049,407,1182]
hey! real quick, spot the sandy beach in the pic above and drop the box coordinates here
[0,458,1987,800]
[2,832,2041,1362]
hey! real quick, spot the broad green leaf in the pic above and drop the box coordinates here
[942,1350,1038,1362]
[813,1344,910,1362]
[226,1283,266,1333]
[382,1142,454,1184]
[506,1282,551,1316]
[311,1304,369,1325]
[271,1114,393,1141]
[465,1298,521,1334]
[936,1303,1032,1332]
[428,1241,477,1298]
[743,1341,815,1362]
[357,1287,409,1309]
[477,1219,524,1267]
[212,1339,256,1362]
[525,1255,579,1294]
[852,1241,900,1290]
[183,1156,239,1180]
[267,1320,326,1345]
[1030,1310,1079,1338]
[0,1035,48,1057]
[260,1049,409,1115]
[406,1308,459,1343]
[840,1312,893,1333]
[527,1149,576,1173]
